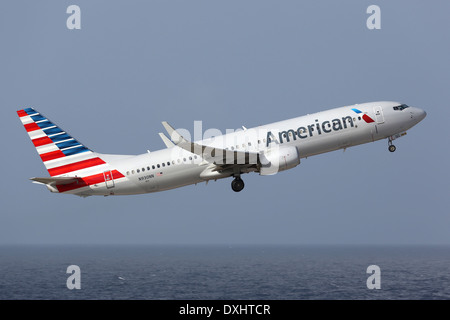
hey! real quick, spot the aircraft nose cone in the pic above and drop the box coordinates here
[416,108,427,122]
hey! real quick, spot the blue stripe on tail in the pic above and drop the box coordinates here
[56,139,80,149]
[44,127,64,136]
[50,133,72,143]
[62,146,90,156]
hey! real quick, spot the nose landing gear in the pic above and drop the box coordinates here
[388,138,396,152]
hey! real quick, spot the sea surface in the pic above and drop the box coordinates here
[0,245,449,300]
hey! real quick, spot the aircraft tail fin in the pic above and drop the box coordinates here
[17,108,106,177]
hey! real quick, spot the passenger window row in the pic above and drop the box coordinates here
[126,139,272,176]
[227,141,263,151]
[126,155,199,176]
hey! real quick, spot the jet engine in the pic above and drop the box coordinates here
[259,146,300,176]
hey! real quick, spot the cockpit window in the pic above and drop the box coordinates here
[393,104,410,111]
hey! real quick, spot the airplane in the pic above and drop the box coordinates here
[16,101,426,196]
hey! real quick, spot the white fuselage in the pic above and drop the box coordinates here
[72,101,425,196]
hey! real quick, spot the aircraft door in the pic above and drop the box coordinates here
[103,170,115,189]
[373,106,385,124]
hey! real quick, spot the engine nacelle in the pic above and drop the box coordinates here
[259,146,300,176]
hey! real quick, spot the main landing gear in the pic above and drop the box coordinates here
[231,177,245,192]
[388,138,396,152]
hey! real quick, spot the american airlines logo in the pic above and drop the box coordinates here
[266,110,358,147]
[265,109,375,147]
[352,108,375,123]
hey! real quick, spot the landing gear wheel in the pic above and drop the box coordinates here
[388,138,396,153]
[231,177,245,192]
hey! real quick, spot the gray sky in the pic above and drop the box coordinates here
[1,0,449,245]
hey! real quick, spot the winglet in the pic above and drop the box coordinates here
[161,121,188,145]
[158,132,175,148]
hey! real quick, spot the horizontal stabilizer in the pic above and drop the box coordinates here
[30,176,81,186]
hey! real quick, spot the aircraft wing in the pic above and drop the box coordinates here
[161,121,265,167]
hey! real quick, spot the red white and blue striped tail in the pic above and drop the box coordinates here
[17,107,107,178]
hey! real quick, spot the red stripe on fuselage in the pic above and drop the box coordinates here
[40,150,66,162]
[56,170,125,193]
[48,157,106,176]
[32,136,53,147]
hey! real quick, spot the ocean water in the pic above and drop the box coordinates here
[0,245,449,300]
